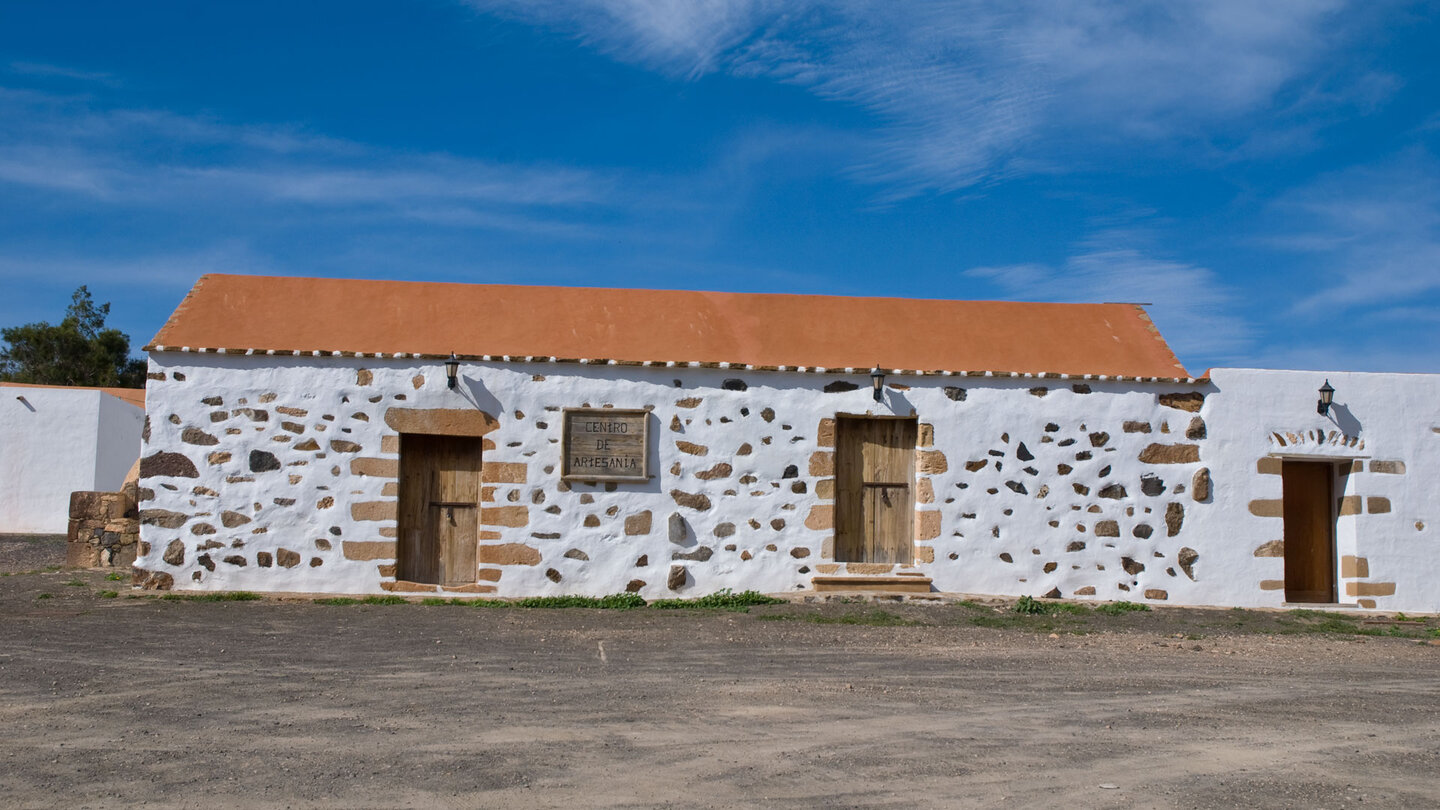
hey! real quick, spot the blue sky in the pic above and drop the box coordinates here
[1,1,1437,375]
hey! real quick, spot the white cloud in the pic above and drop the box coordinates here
[965,232,1253,370]
[468,0,1376,194]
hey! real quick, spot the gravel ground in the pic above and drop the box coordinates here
[0,533,66,573]
[1,559,1437,809]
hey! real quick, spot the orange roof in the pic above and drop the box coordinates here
[1,381,145,409]
[148,274,1190,378]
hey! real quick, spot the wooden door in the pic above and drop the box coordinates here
[1282,460,1335,603]
[398,434,481,586]
[835,417,917,564]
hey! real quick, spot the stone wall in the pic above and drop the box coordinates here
[67,481,140,568]
[133,352,1233,605]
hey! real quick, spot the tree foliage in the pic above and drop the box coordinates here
[0,286,147,388]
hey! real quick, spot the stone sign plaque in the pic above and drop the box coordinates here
[561,408,651,483]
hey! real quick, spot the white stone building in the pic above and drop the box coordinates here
[0,382,145,533]
[132,274,1439,611]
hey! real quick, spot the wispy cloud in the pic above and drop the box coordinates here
[7,61,118,85]
[965,230,1253,370]
[0,84,618,230]
[470,0,1381,194]
[1266,148,1440,313]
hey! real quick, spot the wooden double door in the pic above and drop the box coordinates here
[1281,460,1336,603]
[398,434,481,587]
[835,417,917,564]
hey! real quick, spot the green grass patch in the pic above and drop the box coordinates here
[64,578,86,587]
[44,565,62,572]
[804,610,918,626]
[1012,595,1091,616]
[36,593,52,599]
[105,572,124,581]
[98,590,118,598]
[1095,601,1151,615]
[649,589,785,611]
[160,591,263,602]
[513,593,647,609]
[313,595,409,606]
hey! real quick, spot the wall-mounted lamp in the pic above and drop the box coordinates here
[870,366,885,402]
[445,352,461,390]
[1316,379,1335,416]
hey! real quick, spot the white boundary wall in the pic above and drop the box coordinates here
[134,354,1439,611]
[0,387,143,533]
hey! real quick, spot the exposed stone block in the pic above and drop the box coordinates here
[1253,539,1283,557]
[1256,457,1283,475]
[1248,499,1283,517]
[477,543,541,566]
[1098,483,1127,499]
[1095,520,1119,537]
[1123,421,1151,433]
[916,478,934,504]
[190,523,216,536]
[564,548,590,561]
[351,457,398,478]
[917,450,948,475]
[381,581,437,593]
[1177,547,1198,580]
[1165,502,1184,536]
[943,386,966,401]
[673,546,713,562]
[482,506,529,527]
[667,564,687,590]
[161,539,185,566]
[1121,556,1145,575]
[339,541,395,561]
[808,451,835,476]
[480,462,528,484]
[1338,496,1361,516]
[220,510,251,528]
[815,479,834,500]
[383,407,499,437]
[670,490,711,511]
[1191,468,1211,501]
[1139,443,1200,464]
[140,452,199,479]
[676,441,709,457]
[1340,555,1369,578]
[626,579,646,593]
[351,501,397,522]
[696,462,732,480]
[1259,579,1284,590]
[1158,392,1204,412]
[1367,497,1392,514]
[1144,589,1168,600]
[625,511,653,536]
[1369,460,1406,474]
[583,515,601,528]
[1345,581,1396,597]
[916,510,941,540]
[964,460,987,472]
[1185,417,1207,440]
[140,509,188,529]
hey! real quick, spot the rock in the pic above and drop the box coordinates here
[1178,547,1199,580]
[545,568,562,583]
[965,460,988,472]
[1121,556,1145,575]
[722,378,748,391]
[668,512,690,544]
[1098,483,1127,499]
[1186,416,1207,440]
[624,511,652,536]
[1095,520,1120,537]
[667,564,687,590]
[1139,474,1166,496]
[140,452,199,479]
[223,555,247,567]
[190,523,216,535]
[770,518,786,530]
[823,380,859,393]
[181,428,220,446]
[672,546,713,562]
[1144,589,1168,600]
[1015,443,1034,461]
[999,553,1013,563]
[1089,431,1110,447]
[1191,468,1211,501]
[676,397,703,408]
[1043,562,1057,573]
[1165,502,1185,536]
[1158,392,1204,412]
[675,441,708,456]
[1123,421,1151,433]
[1042,587,1061,598]
[1253,539,1284,557]
[136,570,174,590]
[329,440,362,453]
[626,579,646,593]
[1005,480,1028,495]
[1066,541,1086,552]
[276,548,301,568]
[943,386,967,401]
[781,464,799,479]
[196,553,215,571]
[1138,443,1201,464]
[1133,523,1154,539]
[256,551,273,567]
[140,509,188,529]
[790,547,810,558]
[713,522,735,538]
[695,462,732,480]
[249,450,282,472]
[220,510,251,528]
[294,438,321,451]
[162,539,185,566]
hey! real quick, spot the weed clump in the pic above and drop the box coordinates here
[650,589,785,611]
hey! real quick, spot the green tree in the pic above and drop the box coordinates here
[0,286,147,388]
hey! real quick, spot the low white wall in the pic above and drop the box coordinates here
[96,392,145,490]
[1202,369,1440,612]
[0,388,103,533]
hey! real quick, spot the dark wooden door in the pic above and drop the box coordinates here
[1282,460,1335,603]
[398,434,480,586]
[835,417,916,564]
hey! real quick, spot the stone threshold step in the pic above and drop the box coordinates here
[810,576,934,594]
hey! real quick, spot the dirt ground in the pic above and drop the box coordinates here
[1,536,1438,809]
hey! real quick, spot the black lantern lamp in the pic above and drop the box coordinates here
[445,352,461,390]
[1316,379,1335,416]
[870,366,885,402]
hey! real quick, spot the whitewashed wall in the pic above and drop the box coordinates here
[136,352,1239,604]
[1,387,143,533]
[1201,369,1440,612]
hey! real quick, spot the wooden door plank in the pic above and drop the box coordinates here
[1283,461,1335,603]
[835,418,865,562]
